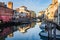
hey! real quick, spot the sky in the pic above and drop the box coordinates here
[58,0,60,2]
[0,0,52,14]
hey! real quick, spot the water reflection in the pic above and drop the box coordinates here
[0,22,42,40]
[0,22,49,40]
[0,26,13,40]
[18,22,36,33]
[0,21,59,40]
[8,33,13,38]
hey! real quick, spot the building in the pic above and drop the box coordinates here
[52,0,57,4]
[0,2,13,22]
[0,2,6,7]
[46,4,55,20]
[38,11,45,17]
[44,9,48,19]
[16,6,31,19]
[16,6,36,19]
[16,8,19,12]
[12,10,20,22]
[19,6,27,12]
[44,0,58,21]
[38,0,59,25]
[58,0,60,26]
[38,11,45,20]
[30,10,36,19]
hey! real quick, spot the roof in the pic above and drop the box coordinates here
[0,5,13,11]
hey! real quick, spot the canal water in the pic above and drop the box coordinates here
[0,22,47,40]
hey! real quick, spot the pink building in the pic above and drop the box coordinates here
[0,3,13,23]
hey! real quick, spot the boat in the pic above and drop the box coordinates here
[39,29,60,40]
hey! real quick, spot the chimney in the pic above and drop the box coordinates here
[7,1,13,9]
[0,2,5,7]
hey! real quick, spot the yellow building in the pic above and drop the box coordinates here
[16,8,19,12]
[30,10,36,18]
[16,6,36,19]
[47,4,55,20]
[52,0,57,4]
[16,6,31,18]
[19,6,27,12]
[38,11,45,17]
[45,9,49,19]
[44,0,58,21]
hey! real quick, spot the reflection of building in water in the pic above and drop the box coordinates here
[18,24,31,33]
[0,26,14,40]
[30,22,36,28]
[0,22,36,39]
[7,33,13,38]
[0,27,13,37]
[18,22,36,33]
[0,37,5,40]
[37,22,42,26]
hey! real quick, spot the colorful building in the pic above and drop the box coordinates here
[58,0,60,25]
[44,0,58,21]
[38,11,45,17]
[30,10,36,19]
[16,6,31,19]
[0,2,13,22]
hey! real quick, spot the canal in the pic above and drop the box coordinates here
[0,22,48,40]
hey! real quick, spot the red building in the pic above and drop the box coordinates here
[0,2,13,22]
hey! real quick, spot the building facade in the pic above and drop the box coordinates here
[38,11,45,17]
[44,0,58,21]
[58,2,60,25]
[16,6,31,19]
[0,2,13,22]
[30,10,36,19]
